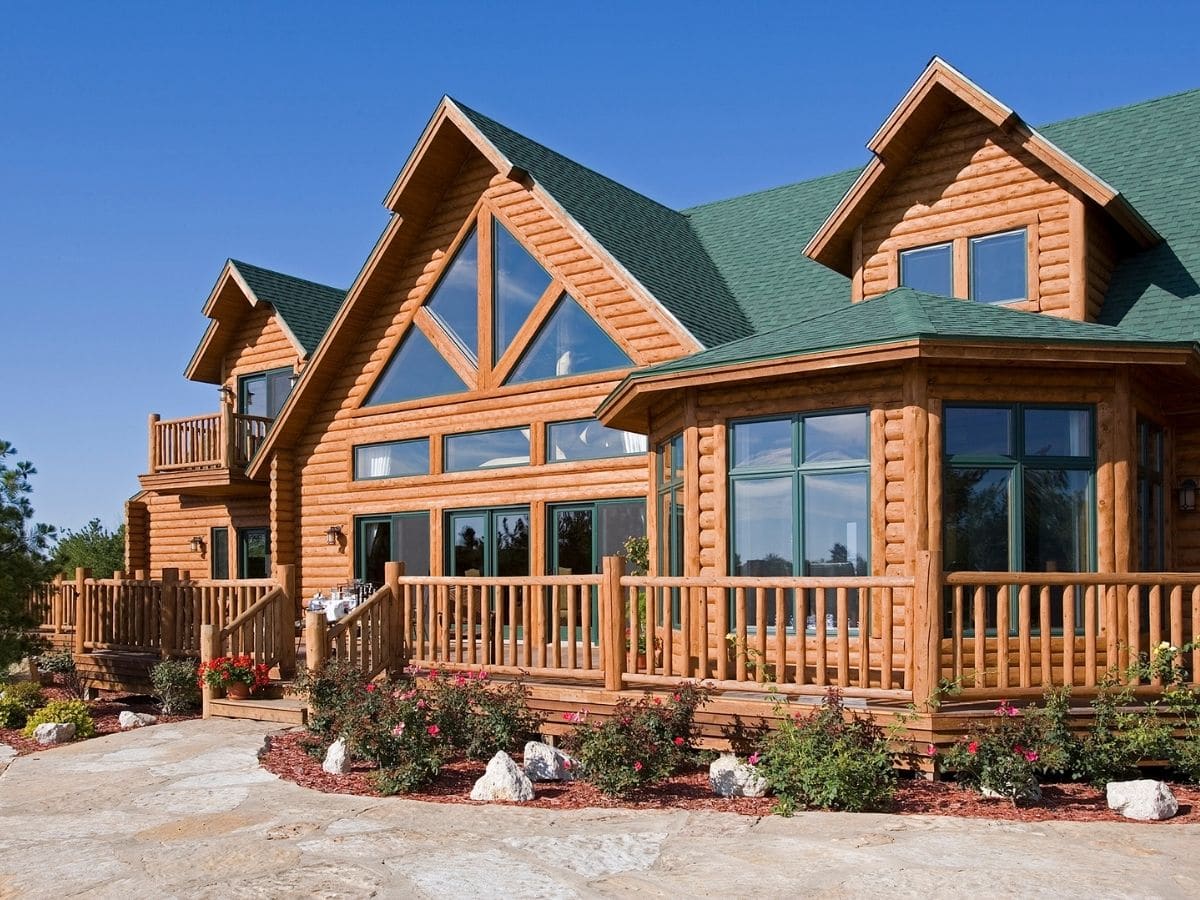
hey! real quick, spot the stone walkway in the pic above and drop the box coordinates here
[0,720,1198,898]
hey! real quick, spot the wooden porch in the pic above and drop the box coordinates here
[138,407,273,495]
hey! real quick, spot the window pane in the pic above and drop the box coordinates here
[803,473,868,577]
[547,419,647,461]
[731,418,792,469]
[507,294,632,383]
[1024,408,1091,457]
[945,407,1012,457]
[944,468,1010,571]
[555,509,592,575]
[210,527,228,580]
[265,371,293,419]
[240,374,266,418]
[365,327,467,406]
[360,520,391,586]
[494,221,552,362]
[670,434,684,483]
[425,229,479,359]
[445,427,531,471]
[1023,468,1090,573]
[238,528,270,579]
[354,439,429,479]
[451,515,485,576]
[732,477,794,577]
[597,501,646,561]
[970,230,1026,304]
[395,514,430,577]
[804,412,867,463]
[900,243,952,295]
[494,511,530,577]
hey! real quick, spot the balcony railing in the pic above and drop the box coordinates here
[147,408,272,474]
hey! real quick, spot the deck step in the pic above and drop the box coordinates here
[209,697,308,725]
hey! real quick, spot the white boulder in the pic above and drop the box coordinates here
[708,753,769,798]
[1106,779,1178,821]
[470,751,535,802]
[33,722,76,745]
[322,738,351,775]
[118,711,156,729]
[522,741,578,781]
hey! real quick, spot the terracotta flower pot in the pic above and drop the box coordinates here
[224,681,251,701]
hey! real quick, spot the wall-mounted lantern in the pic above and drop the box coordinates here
[188,535,206,554]
[325,525,344,546]
[1179,479,1198,513]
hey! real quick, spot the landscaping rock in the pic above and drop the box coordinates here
[322,738,351,775]
[470,751,534,802]
[118,711,157,729]
[981,782,1042,803]
[522,741,577,781]
[1106,779,1178,821]
[33,723,76,745]
[708,753,769,798]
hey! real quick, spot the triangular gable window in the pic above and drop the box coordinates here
[493,220,552,363]
[506,294,632,385]
[365,327,467,406]
[426,228,479,362]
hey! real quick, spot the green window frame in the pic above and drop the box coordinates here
[210,527,229,580]
[238,367,293,420]
[727,409,870,634]
[943,403,1096,635]
[656,433,685,628]
[236,527,270,579]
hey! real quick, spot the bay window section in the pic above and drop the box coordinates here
[728,410,870,632]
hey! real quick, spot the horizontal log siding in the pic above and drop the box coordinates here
[859,108,1075,317]
[290,153,694,598]
[142,491,268,578]
[221,303,299,390]
[1086,210,1120,322]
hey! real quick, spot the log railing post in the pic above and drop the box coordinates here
[148,413,160,473]
[52,574,63,635]
[221,404,236,468]
[277,564,297,678]
[160,568,179,658]
[74,567,91,656]
[385,561,404,672]
[912,550,943,712]
[305,610,328,673]
[602,555,626,692]
[200,623,222,718]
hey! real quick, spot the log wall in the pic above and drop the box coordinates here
[141,491,269,578]
[221,303,299,389]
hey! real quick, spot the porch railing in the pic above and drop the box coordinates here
[147,408,272,473]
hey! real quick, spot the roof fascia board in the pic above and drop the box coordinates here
[227,262,309,361]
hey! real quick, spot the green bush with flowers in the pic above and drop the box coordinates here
[196,656,271,694]
[561,681,708,798]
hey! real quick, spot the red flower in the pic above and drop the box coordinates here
[633,761,643,772]
[967,741,979,755]
[673,737,685,746]
[427,725,440,736]
[365,683,376,693]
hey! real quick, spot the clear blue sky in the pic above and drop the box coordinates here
[3,1,1198,536]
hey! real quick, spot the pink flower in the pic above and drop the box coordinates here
[673,693,681,702]
[926,744,938,757]
[391,723,406,736]
[748,752,761,766]
[416,699,427,709]
[967,741,979,755]
[633,761,643,772]
[427,725,440,736]
[995,700,1017,717]
[563,759,572,770]
[653,697,662,706]
[673,737,685,747]
[365,683,376,693]
[1023,749,1039,763]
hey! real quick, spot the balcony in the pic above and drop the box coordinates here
[139,408,273,495]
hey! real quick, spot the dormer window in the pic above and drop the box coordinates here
[899,228,1028,304]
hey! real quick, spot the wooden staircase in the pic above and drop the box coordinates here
[207,681,307,726]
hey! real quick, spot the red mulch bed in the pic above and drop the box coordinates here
[259,729,1200,824]
[0,685,199,756]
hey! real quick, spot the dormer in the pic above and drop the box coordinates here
[805,58,1159,321]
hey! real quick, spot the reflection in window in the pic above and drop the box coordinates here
[239,368,293,419]
[547,419,647,461]
[970,230,1026,304]
[900,243,952,296]
[1137,419,1165,571]
[365,327,467,407]
[444,427,531,471]
[507,294,632,384]
[493,221,552,363]
[448,508,530,577]
[355,512,431,585]
[353,439,429,480]
[425,229,479,360]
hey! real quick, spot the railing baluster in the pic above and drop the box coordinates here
[973,585,986,689]
[881,587,893,690]
[754,588,767,684]
[774,587,786,685]
[996,583,1009,690]
[815,588,827,686]
[735,587,747,682]
[1018,584,1031,689]
[1063,585,1076,687]
[1039,585,1052,688]
[836,586,849,687]
[795,587,807,686]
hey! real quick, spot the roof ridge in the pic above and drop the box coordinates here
[229,258,345,294]
[448,97,682,219]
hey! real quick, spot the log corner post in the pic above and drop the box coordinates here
[147,413,160,474]
[385,561,404,670]
[160,568,179,660]
[601,555,626,693]
[51,573,63,635]
[200,623,221,718]
[277,564,297,679]
[912,549,944,713]
[74,567,91,657]
[221,403,236,468]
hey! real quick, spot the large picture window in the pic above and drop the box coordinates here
[728,410,870,632]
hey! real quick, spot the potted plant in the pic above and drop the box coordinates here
[197,655,271,700]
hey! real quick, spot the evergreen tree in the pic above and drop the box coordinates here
[0,440,53,668]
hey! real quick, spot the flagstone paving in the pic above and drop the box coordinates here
[0,719,1197,898]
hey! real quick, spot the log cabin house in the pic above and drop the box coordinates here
[33,59,1200,747]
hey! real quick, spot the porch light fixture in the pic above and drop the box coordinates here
[1179,479,1198,513]
[188,535,205,554]
[325,525,344,545]
[218,385,236,404]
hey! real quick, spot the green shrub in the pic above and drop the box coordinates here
[22,699,95,739]
[426,670,541,760]
[756,689,895,815]
[1,680,46,714]
[36,649,85,699]
[295,659,371,741]
[1073,677,1175,788]
[341,679,446,793]
[150,659,200,714]
[562,682,708,798]
[943,700,1044,804]
[0,696,28,728]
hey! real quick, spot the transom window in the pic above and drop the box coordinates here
[353,439,429,480]
[547,418,647,462]
[899,228,1027,304]
[728,410,870,631]
[444,427,531,471]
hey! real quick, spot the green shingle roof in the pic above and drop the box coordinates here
[230,259,347,355]
[625,287,1184,380]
